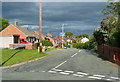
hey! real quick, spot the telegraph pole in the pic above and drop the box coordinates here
[38,0,42,52]
[62,24,64,48]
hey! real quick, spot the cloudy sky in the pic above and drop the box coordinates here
[2,2,106,36]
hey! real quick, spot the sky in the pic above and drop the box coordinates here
[2,2,106,36]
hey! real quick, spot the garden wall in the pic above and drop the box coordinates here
[98,44,120,65]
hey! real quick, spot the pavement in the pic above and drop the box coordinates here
[2,48,120,81]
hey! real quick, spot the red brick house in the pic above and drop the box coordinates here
[0,24,39,43]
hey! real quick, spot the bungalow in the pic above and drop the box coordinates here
[0,22,39,43]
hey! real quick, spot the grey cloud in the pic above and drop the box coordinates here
[2,2,106,36]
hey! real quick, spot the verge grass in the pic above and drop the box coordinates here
[0,48,48,66]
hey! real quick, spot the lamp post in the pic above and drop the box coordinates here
[38,0,42,53]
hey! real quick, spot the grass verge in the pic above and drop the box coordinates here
[0,48,48,66]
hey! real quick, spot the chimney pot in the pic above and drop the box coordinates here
[26,28,28,30]
[14,21,18,26]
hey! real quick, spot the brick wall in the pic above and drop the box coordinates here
[25,44,35,49]
[98,44,120,65]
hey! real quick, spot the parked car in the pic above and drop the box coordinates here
[20,38,32,44]
[64,46,67,49]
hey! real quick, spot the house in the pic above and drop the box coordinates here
[0,22,39,43]
[33,31,45,40]
[81,37,89,43]
[46,33,56,47]
[0,35,20,48]
[47,33,52,37]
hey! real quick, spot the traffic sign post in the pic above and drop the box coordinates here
[60,32,65,36]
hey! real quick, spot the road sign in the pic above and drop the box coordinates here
[60,32,65,36]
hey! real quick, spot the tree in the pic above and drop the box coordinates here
[101,1,120,28]
[101,16,117,32]
[0,17,10,31]
[76,35,82,38]
[81,34,89,38]
[65,32,74,38]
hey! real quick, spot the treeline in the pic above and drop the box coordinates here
[93,1,120,47]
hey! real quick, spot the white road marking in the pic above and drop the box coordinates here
[71,53,77,57]
[110,77,120,80]
[77,72,89,75]
[59,72,70,75]
[42,71,46,72]
[79,50,82,52]
[106,79,113,81]
[64,70,74,73]
[73,74,84,77]
[30,70,35,72]
[93,74,105,77]
[53,60,67,69]
[52,69,63,72]
[48,70,57,73]
[88,76,102,80]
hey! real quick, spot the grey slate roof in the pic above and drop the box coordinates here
[16,26,39,38]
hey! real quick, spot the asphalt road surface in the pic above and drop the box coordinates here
[2,48,120,81]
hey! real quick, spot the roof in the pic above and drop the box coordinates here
[16,26,39,38]
[47,33,52,37]
[34,31,45,37]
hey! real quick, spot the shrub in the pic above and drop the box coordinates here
[109,28,120,47]
[73,36,97,50]
[72,39,77,43]
[42,40,53,46]
[73,43,83,49]
[64,43,70,48]
[35,43,39,49]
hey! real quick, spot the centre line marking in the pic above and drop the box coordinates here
[71,53,77,57]
[53,60,67,69]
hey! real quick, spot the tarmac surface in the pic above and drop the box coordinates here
[2,48,120,81]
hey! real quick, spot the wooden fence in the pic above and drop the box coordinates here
[98,44,120,65]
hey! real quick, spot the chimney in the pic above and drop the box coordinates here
[26,28,28,30]
[14,21,18,26]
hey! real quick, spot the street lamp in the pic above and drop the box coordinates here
[38,0,43,53]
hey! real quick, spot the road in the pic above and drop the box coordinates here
[2,48,120,81]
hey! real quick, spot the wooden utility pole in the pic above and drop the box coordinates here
[38,0,42,52]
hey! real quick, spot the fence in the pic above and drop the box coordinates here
[98,44,120,65]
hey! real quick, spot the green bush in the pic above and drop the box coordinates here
[58,43,70,48]
[73,43,83,49]
[42,40,53,46]
[64,43,70,48]
[109,28,120,47]
[35,40,53,49]
[72,39,77,43]
[82,42,89,49]
[73,37,97,50]
[35,43,39,49]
